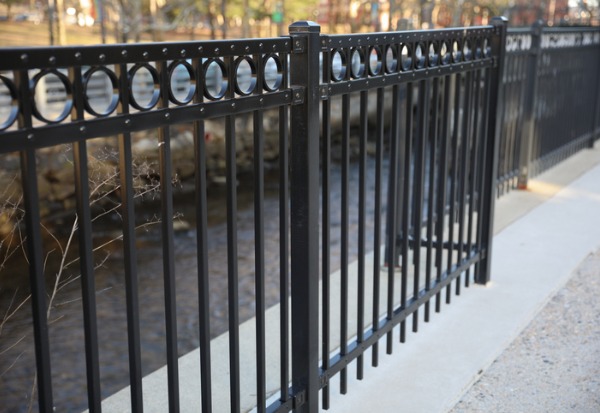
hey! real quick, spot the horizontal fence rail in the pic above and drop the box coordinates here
[0,17,598,413]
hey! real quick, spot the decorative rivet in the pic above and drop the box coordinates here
[200,107,205,113]
[165,112,170,119]
[230,45,235,50]
[245,46,250,53]
[259,97,264,103]
[259,43,263,48]
[27,133,34,140]
[49,56,56,65]
[143,51,149,59]
[231,102,236,108]
[215,48,220,54]
[198,46,203,52]
[272,44,276,50]
[162,48,168,55]
[21,54,28,62]
[74,52,82,61]
[125,119,131,126]
[295,92,300,98]
[295,41,300,47]
[284,93,289,99]
[80,126,86,133]
[180,49,186,57]
[99,54,106,62]
[121,50,128,57]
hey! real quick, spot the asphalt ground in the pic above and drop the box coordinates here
[450,249,600,413]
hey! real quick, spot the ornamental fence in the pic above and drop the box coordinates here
[0,18,598,413]
[497,24,600,195]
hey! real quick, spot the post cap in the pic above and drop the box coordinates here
[491,16,509,25]
[289,21,321,33]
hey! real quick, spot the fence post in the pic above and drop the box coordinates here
[288,21,321,412]
[517,21,542,190]
[476,16,508,285]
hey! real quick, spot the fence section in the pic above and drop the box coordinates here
[3,18,599,413]
[498,24,600,194]
[0,39,296,413]
[310,19,507,410]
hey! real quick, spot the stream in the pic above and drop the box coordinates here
[0,156,391,412]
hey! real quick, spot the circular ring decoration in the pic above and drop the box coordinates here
[482,37,491,58]
[0,75,19,131]
[414,43,426,69]
[203,58,228,100]
[263,54,283,92]
[330,50,347,82]
[428,42,439,67]
[128,63,160,111]
[440,41,451,65]
[82,66,119,117]
[463,39,473,61]
[385,45,398,73]
[475,37,483,59]
[350,48,365,79]
[31,69,73,124]
[168,60,196,105]
[400,44,412,71]
[368,46,383,76]
[234,56,257,96]
[452,40,462,63]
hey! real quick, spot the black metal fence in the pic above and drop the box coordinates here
[0,18,597,413]
[313,20,505,411]
[497,24,600,195]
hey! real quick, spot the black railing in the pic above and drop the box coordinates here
[0,18,598,413]
[497,24,600,195]
[1,35,296,413]
[313,20,506,412]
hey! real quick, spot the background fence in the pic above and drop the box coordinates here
[497,24,600,195]
[0,18,598,413]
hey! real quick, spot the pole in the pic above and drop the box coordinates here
[288,20,321,413]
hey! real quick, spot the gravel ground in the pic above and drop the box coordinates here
[450,249,600,413]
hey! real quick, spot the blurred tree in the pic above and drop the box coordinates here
[0,0,25,18]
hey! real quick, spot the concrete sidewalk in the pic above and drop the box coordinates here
[99,144,600,413]
[450,249,600,413]
[328,144,600,412]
